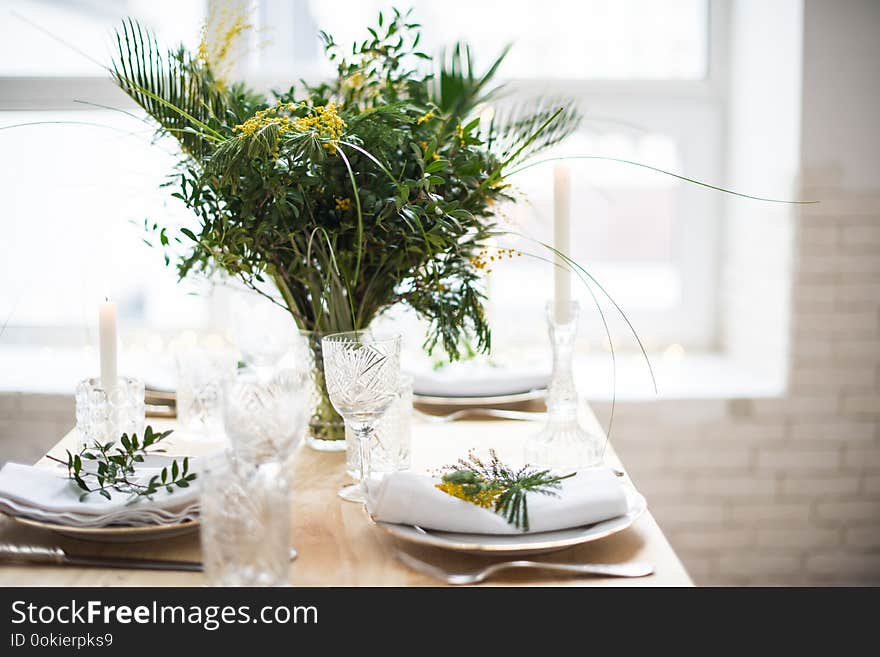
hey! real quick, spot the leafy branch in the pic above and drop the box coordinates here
[47,426,196,502]
[437,449,575,531]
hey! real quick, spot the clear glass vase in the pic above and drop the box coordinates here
[301,331,347,451]
[524,300,604,469]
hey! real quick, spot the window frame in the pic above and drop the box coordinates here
[0,0,729,351]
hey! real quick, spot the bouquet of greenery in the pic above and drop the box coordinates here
[108,7,806,445]
[110,7,579,440]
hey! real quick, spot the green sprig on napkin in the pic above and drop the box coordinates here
[436,449,575,531]
[50,426,196,502]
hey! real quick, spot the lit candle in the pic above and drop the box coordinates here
[99,299,118,396]
[553,163,572,323]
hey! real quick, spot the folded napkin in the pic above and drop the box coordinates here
[368,468,628,534]
[0,460,200,528]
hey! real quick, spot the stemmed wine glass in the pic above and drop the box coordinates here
[321,331,401,502]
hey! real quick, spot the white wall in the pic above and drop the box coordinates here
[593,0,880,585]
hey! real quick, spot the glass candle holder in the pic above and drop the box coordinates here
[200,451,290,587]
[75,377,145,449]
[524,301,603,469]
[346,374,413,479]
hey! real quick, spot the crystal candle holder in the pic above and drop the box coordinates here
[524,301,603,469]
[75,377,145,449]
[345,374,413,479]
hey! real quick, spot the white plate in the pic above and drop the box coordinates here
[12,516,200,543]
[370,487,646,556]
[410,361,550,398]
[414,388,545,408]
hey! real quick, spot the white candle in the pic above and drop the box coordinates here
[553,163,572,323]
[99,299,118,396]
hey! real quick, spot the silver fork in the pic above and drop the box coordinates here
[395,551,653,585]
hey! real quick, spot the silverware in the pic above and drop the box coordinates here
[415,408,545,423]
[395,550,653,584]
[0,543,202,572]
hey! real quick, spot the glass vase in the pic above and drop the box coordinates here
[524,300,603,469]
[301,331,347,451]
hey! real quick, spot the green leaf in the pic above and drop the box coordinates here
[424,159,448,173]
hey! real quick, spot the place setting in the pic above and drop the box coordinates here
[0,250,652,585]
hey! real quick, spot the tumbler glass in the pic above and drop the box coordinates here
[200,451,290,586]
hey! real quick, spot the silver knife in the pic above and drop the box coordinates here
[0,543,202,572]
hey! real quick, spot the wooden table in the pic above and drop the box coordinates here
[0,410,692,586]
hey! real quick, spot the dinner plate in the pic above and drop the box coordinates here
[369,486,646,556]
[413,388,545,408]
[12,516,200,543]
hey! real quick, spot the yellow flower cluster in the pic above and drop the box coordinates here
[435,481,502,509]
[292,102,347,153]
[335,197,352,212]
[233,102,347,158]
[342,72,366,91]
[233,102,298,137]
[197,8,253,89]
[416,111,435,125]
[470,248,521,274]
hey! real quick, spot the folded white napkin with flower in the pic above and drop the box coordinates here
[0,460,200,528]
[368,468,628,534]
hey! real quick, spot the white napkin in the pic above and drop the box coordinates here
[368,468,628,534]
[0,461,200,528]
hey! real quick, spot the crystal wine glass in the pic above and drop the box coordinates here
[321,331,401,502]
[222,365,309,466]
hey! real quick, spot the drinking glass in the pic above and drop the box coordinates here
[230,292,294,369]
[200,451,290,586]
[321,331,401,502]
[345,374,413,479]
[175,348,236,436]
[222,365,309,465]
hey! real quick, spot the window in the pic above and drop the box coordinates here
[1,0,725,364]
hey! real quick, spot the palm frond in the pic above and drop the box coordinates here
[434,42,510,122]
[487,97,582,167]
[110,18,228,158]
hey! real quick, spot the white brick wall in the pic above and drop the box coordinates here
[595,190,880,586]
